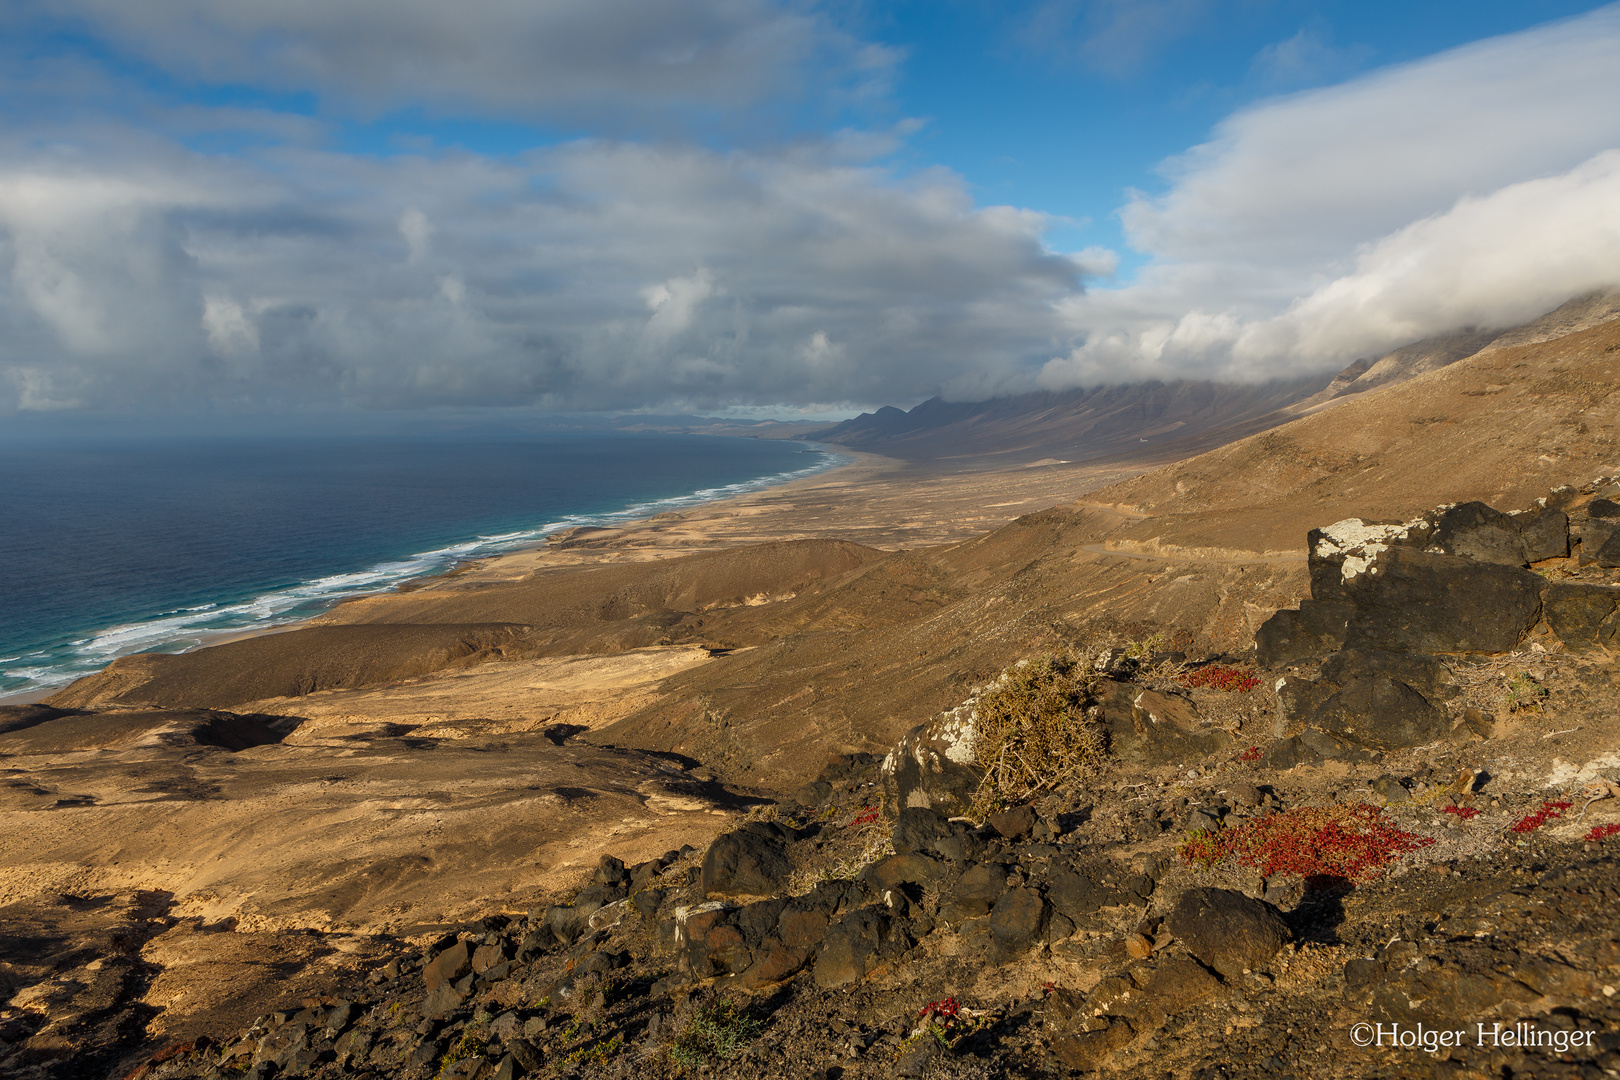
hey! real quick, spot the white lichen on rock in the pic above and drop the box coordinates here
[1313,517,1424,581]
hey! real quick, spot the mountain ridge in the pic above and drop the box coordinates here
[807,288,1620,465]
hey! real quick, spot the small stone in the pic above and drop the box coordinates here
[891,1038,942,1077]
[986,803,1038,840]
[423,941,472,991]
[595,855,628,886]
[1126,933,1153,960]
[989,888,1048,954]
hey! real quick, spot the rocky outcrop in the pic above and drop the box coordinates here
[1258,481,1620,761]
[880,699,985,815]
[699,824,794,898]
[64,704,1620,1080]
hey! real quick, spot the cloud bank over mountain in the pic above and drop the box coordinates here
[1,1,1618,414]
[1043,4,1620,388]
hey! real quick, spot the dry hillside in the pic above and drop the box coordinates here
[44,315,1620,795]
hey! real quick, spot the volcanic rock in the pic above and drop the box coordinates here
[700,828,791,898]
[1166,888,1290,979]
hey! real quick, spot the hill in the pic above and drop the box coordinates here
[809,289,1620,466]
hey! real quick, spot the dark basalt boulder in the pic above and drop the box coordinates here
[700,828,792,898]
[1311,674,1450,752]
[1542,581,1620,651]
[1256,492,1620,761]
[940,863,1008,924]
[1045,868,1149,926]
[1425,501,1553,566]
[861,852,946,892]
[891,806,984,863]
[1510,504,1572,563]
[1166,887,1290,980]
[1579,516,1620,567]
[1339,547,1543,655]
[986,803,1037,840]
[1318,648,1455,701]
[1253,599,1355,665]
[881,707,985,817]
[989,887,1049,956]
[594,854,628,886]
[811,905,913,989]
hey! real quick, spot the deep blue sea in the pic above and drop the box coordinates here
[0,431,839,699]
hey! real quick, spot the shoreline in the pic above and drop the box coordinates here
[0,440,866,707]
[4,448,1151,707]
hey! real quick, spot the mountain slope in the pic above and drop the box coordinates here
[1287,287,1620,413]
[810,375,1327,465]
[812,289,1620,465]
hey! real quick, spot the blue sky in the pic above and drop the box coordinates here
[878,0,1607,269]
[0,1,1617,417]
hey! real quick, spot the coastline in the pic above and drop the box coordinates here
[342,448,1148,600]
[0,439,862,706]
[5,447,1147,707]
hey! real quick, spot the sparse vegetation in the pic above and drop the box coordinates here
[668,999,762,1068]
[917,997,966,1047]
[969,653,1104,819]
[1179,803,1435,886]
[787,815,894,893]
[437,1024,485,1078]
[1504,671,1550,712]
[562,1035,622,1069]
[1512,800,1573,833]
[1123,632,1165,660]
[1180,665,1260,693]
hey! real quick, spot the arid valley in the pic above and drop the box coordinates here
[5,298,1620,1078]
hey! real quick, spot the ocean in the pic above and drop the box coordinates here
[0,430,840,700]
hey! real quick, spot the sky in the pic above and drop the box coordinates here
[1,1,1618,420]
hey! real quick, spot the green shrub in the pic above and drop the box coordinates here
[562,1036,622,1069]
[1503,672,1549,712]
[668,999,762,1068]
[437,1024,486,1078]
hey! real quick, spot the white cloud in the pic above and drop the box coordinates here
[1231,149,1620,371]
[5,4,1620,415]
[1041,4,1620,388]
[22,0,895,126]
[0,131,1087,412]
[1128,5,1620,267]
